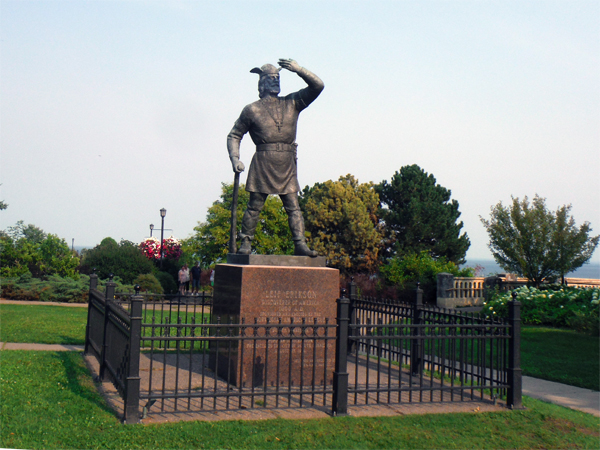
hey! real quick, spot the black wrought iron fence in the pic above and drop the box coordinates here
[85,276,522,423]
[331,282,521,415]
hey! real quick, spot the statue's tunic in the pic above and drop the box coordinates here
[227,81,322,194]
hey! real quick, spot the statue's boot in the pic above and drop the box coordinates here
[287,209,318,257]
[294,239,318,257]
[238,236,252,255]
[238,201,261,254]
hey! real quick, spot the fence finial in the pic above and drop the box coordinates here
[511,290,517,301]
[108,273,114,281]
[134,285,141,295]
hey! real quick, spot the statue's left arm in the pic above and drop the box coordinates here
[278,59,324,107]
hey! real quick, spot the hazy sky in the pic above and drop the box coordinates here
[1,0,599,265]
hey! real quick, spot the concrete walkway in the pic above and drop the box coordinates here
[523,376,600,417]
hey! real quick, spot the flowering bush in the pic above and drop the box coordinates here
[139,236,182,261]
[481,285,599,335]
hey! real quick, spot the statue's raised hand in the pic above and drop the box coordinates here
[278,58,301,73]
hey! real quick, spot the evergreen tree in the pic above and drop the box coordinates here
[481,195,599,286]
[377,165,470,264]
[300,174,383,274]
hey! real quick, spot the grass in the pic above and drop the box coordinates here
[0,304,88,344]
[521,326,600,391]
[1,350,599,449]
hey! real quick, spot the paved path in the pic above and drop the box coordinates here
[523,376,600,417]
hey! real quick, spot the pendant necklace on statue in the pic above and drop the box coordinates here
[263,98,283,132]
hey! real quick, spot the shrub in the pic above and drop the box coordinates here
[154,271,178,295]
[481,286,599,335]
[1,274,138,303]
[133,273,163,294]
[1,275,89,303]
[378,251,476,303]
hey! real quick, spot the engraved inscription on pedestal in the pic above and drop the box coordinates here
[210,264,339,388]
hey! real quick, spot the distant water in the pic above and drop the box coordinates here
[464,259,600,280]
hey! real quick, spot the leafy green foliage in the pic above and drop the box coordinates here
[80,238,154,284]
[184,182,293,267]
[378,251,475,302]
[482,286,599,335]
[133,273,163,294]
[1,274,89,303]
[0,221,79,279]
[481,195,599,286]
[380,251,474,289]
[0,274,136,303]
[300,175,383,274]
[154,271,178,294]
[377,165,470,264]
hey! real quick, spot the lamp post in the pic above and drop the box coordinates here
[160,208,166,268]
[149,224,154,237]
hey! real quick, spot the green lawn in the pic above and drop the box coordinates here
[1,304,599,391]
[0,304,88,344]
[1,350,599,450]
[521,326,599,391]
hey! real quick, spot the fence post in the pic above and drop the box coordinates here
[348,278,358,354]
[332,290,350,416]
[436,273,454,308]
[411,283,423,375]
[84,272,99,355]
[507,290,523,409]
[99,274,116,380]
[124,287,143,424]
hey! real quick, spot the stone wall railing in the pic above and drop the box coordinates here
[436,273,600,308]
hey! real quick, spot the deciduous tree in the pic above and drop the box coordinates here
[0,221,79,279]
[80,238,154,284]
[377,165,470,264]
[300,174,382,274]
[480,195,599,286]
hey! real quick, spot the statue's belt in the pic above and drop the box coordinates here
[256,143,297,152]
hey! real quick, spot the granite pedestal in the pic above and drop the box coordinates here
[210,256,339,388]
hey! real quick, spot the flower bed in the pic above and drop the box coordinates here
[481,286,599,335]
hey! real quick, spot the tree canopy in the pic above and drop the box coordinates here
[184,183,293,267]
[480,195,599,286]
[300,174,382,274]
[80,238,155,284]
[377,165,470,264]
[0,221,79,279]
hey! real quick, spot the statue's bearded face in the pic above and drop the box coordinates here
[259,74,280,97]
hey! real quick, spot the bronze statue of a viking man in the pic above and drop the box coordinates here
[227,58,324,256]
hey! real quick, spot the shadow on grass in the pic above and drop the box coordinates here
[51,352,118,419]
